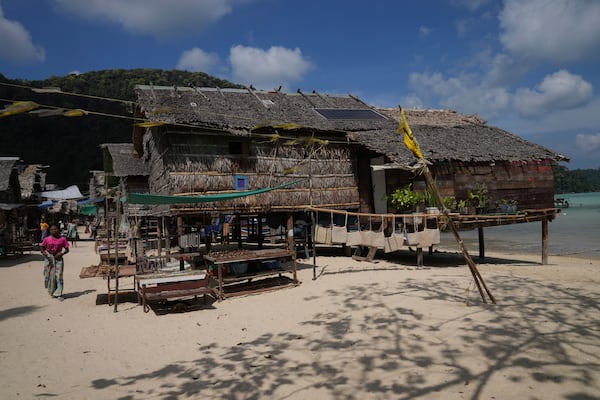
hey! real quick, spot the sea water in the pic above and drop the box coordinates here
[440,192,600,259]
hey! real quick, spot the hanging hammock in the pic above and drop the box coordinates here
[122,179,303,205]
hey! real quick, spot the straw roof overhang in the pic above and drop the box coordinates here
[0,157,19,192]
[134,86,393,135]
[100,143,149,177]
[355,108,569,165]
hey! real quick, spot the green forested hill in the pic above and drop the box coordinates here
[554,165,600,193]
[0,69,243,190]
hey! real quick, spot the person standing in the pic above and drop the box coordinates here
[40,224,69,300]
[40,218,49,242]
[67,221,78,247]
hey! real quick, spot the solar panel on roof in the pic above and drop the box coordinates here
[314,108,387,120]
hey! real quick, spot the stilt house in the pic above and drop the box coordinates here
[131,86,566,215]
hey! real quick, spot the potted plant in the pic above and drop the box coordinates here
[441,196,457,212]
[457,199,470,214]
[498,199,518,213]
[388,184,424,212]
[467,183,490,214]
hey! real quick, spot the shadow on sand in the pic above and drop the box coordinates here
[88,272,600,399]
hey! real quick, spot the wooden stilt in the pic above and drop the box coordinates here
[542,217,548,265]
[311,211,317,280]
[478,227,485,259]
[258,213,264,249]
[416,247,423,267]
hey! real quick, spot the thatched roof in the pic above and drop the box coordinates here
[134,86,391,133]
[352,108,568,164]
[18,164,46,199]
[0,157,19,192]
[134,86,567,164]
[100,143,149,177]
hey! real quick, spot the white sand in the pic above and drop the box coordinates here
[1,239,599,399]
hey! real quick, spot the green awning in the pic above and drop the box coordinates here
[79,204,97,216]
[122,179,303,205]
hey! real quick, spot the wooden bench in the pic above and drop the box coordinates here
[137,274,213,313]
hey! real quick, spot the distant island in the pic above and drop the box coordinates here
[553,165,600,194]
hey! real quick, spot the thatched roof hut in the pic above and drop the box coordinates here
[0,157,21,204]
[100,143,149,178]
[132,86,566,213]
[133,86,390,213]
[17,164,46,200]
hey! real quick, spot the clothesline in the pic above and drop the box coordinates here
[306,205,440,220]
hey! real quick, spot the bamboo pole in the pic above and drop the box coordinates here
[421,164,496,303]
[399,106,495,304]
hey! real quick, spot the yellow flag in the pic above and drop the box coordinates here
[0,101,39,117]
[397,108,423,159]
[63,109,88,117]
[135,121,165,127]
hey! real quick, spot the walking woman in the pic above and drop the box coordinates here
[40,224,69,300]
[67,221,78,247]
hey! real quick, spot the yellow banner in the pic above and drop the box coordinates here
[397,108,423,159]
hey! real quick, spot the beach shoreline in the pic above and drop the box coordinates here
[1,240,599,399]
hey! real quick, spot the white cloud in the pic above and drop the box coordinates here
[499,0,600,62]
[451,0,490,11]
[176,48,220,73]
[408,71,510,117]
[0,5,45,62]
[514,70,593,118]
[419,25,432,37]
[53,0,237,37]
[482,53,529,87]
[229,45,313,90]
[575,133,600,153]
[399,93,424,109]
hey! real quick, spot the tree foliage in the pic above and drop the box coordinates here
[553,165,600,193]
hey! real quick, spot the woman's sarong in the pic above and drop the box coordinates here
[43,254,64,297]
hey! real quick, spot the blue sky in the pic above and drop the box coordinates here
[1,0,599,169]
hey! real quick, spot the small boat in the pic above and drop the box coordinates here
[554,198,570,208]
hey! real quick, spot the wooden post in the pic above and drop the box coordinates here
[286,213,294,251]
[236,213,242,250]
[478,227,485,259]
[258,213,264,249]
[542,217,548,265]
[311,211,317,280]
[156,218,162,258]
[177,216,183,238]
[113,190,120,313]
[416,247,423,267]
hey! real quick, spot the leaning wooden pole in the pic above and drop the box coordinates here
[398,107,495,304]
[421,166,495,304]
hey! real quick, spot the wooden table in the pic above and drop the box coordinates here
[203,248,298,300]
[136,270,213,312]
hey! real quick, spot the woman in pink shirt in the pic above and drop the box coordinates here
[40,224,70,300]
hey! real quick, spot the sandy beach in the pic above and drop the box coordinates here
[1,238,599,400]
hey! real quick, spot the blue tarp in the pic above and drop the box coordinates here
[77,197,105,205]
